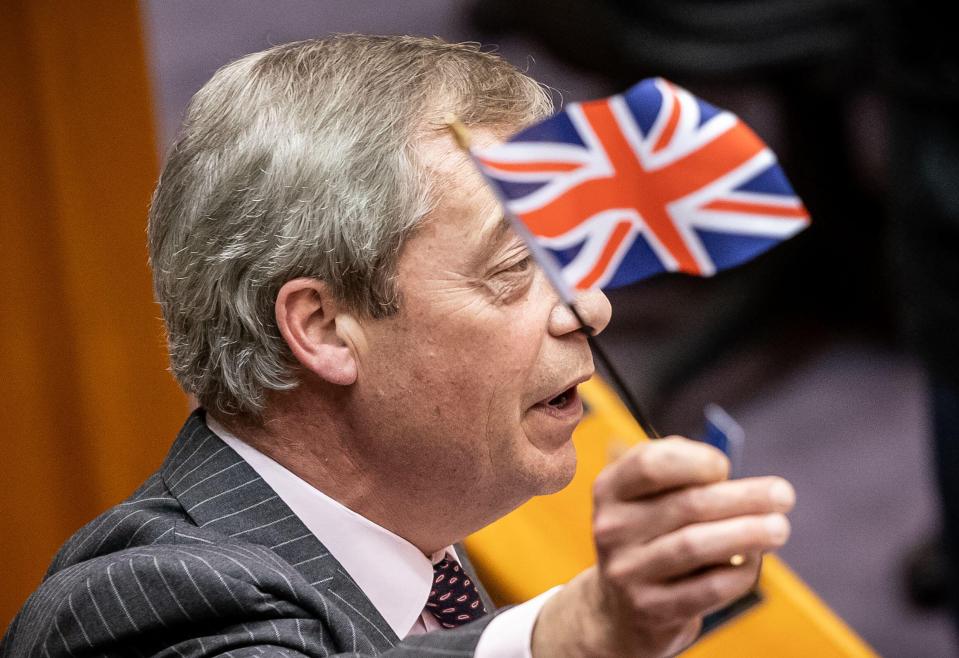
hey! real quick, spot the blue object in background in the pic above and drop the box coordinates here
[701,403,745,477]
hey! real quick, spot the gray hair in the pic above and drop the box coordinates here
[148,34,552,418]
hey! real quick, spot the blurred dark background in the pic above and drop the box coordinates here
[2,1,955,655]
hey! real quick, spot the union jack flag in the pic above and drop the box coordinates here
[472,77,810,294]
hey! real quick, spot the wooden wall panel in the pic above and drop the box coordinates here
[0,1,186,630]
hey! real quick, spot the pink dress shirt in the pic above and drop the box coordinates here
[207,417,558,657]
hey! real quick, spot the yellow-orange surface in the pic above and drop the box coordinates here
[466,378,876,656]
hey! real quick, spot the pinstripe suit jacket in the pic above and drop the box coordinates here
[1,411,498,657]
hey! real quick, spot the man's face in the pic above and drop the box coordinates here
[348,128,612,528]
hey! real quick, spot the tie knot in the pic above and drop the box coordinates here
[424,557,487,629]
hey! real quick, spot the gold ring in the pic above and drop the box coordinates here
[729,554,746,567]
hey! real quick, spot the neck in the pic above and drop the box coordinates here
[210,387,476,555]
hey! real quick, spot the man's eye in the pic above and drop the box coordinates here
[497,255,532,275]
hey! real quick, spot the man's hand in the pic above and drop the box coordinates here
[532,437,795,657]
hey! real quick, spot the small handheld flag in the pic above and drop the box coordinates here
[447,78,809,437]
[449,115,657,435]
[472,77,810,293]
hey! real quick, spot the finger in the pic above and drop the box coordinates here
[595,437,729,503]
[660,477,796,540]
[615,555,762,629]
[610,513,789,582]
[671,556,763,620]
[593,477,794,549]
[647,514,788,581]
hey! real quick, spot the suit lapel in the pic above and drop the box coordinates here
[161,411,399,651]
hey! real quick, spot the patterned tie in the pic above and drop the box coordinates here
[425,557,488,628]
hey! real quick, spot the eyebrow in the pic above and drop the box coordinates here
[472,214,519,267]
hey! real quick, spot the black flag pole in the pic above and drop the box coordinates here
[446,117,660,439]
[564,305,660,439]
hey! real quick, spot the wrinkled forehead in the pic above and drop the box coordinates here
[413,115,515,182]
[416,133,479,196]
[398,129,518,271]
[415,128,506,227]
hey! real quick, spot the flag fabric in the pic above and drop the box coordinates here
[472,77,810,292]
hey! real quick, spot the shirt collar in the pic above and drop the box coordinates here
[207,416,455,638]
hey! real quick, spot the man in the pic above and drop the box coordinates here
[2,35,794,657]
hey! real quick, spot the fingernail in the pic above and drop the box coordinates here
[764,514,789,543]
[770,480,795,508]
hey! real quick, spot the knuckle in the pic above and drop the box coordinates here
[602,558,638,592]
[592,514,624,550]
[628,588,669,625]
[677,488,707,520]
[676,528,702,561]
[629,447,656,483]
[592,469,614,501]
[702,574,732,604]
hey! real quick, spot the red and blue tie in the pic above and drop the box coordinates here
[425,557,487,628]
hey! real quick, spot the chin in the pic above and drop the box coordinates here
[480,449,577,526]
[531,443,578,495]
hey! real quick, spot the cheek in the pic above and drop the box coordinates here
[416,330,531,409]
[402,322,543,443]
[360,283,551,436]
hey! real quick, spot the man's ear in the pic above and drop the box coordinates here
[275,278,358,386]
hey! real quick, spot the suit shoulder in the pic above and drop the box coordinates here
[46,472,183,575]
[7,529,330,657]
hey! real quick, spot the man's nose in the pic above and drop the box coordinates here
[548,288,612,337]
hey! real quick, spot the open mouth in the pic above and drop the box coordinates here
[534,385,580,416]
[530,372,591,422]
[546,387,576,409]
